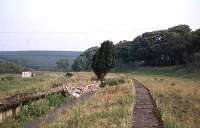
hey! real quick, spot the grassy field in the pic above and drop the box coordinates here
[0,71,71,128]
[46,74,135,128]
[0,67,199,128]
[0,94,71,128]
[117,65,200,80]
[1,72,134,128]
[0,72,67,98]
[128,66,200,128]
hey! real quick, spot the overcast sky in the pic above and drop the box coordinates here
[0,0,199,51]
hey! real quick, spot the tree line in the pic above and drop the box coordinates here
[72,24,200,71]
[0,60,27,73]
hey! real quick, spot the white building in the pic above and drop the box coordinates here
[22,71,32,78]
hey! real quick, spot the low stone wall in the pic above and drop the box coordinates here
[0,82,100,123]
[0,86,65,123]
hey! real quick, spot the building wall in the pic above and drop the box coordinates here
[22,72,32,78]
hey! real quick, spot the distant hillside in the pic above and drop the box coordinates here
[0,51,81,70]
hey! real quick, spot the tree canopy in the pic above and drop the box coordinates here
[116,24,200,66]
[91,40,116,80]
[72,24,200,71]
[72,47,99,71]
[0,60,27,73]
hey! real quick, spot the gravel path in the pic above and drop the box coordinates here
[23,92,95,128]
[133,79,164,128]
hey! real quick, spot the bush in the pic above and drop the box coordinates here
[1,75,15,81]
[0,61,26,73]
[47,93,66,107]
[100,78,126,87]
[52,83,62,88]
[66,72,73,77]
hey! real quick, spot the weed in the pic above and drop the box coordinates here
[48,82,135,128]
[130,73,200,128]
[101,77,126,87]
[1,75,15,81]
[66,72,73,77]
[0,94,68,128]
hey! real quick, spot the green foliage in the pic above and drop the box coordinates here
[168,24,191,34]
[129,65,200,80]
[52,82,62,88]
[191,29,200,53]
[116,24,200,66]
[66,72,73,77]
[0,60,26,73]
[1,75,15,81]
[115,40,133,64]
[72,47,98,71]
[0,73,56,96]
[92,41,116,80]
[100,78,126,87]
[0,93,68,128]
[56,59,70,71]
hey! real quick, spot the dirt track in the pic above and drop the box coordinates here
[133,79,164,128]
[20,79,164,128]
[23,92,95,128]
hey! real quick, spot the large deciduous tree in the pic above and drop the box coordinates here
[91,40,116,80]
[191,29,200,53]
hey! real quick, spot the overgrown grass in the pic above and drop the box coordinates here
[130,74,200,128]
[116,65,200,80]
[101,77,126,87]
[47,78,135,128]
[0,93,69,128]
[0,72,66,98]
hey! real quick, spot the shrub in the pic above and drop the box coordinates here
[66,72,73,77]
[52,83,62,88]
[1,75,15,81]
[100,78,126,87]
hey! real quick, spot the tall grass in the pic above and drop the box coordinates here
[116,65,200,80]
[0,72,65,98]
[100,77,126,87]
[48,79,135,128]
[0,94,68,128]
[131,74,200,128]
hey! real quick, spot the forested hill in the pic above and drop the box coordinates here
[0,51,81,70]
[72,24,200,71]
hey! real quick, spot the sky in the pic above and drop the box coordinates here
[0,0,199,51]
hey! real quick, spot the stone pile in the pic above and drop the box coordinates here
[0,82,100,123]
[63,82,100,97]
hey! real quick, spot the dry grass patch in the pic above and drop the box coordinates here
[0,72,68,99]
[46,79,135,128]
[130,74,200,128]
[67,72,126,86]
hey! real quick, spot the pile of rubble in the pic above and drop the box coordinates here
[63,82,101,97]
